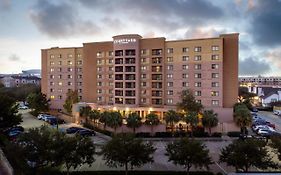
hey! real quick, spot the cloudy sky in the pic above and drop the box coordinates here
[0,0,280,76]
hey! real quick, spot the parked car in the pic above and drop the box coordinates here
[42,115,56,122]
[66,127,85,134]
[252,108,258,112]
[76,129,96,137]
[37,113,48,120]
[18,105,28,110]
[4,126,24,134]
[47,118,65,125]
[273,110,281,115]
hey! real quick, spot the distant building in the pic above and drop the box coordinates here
[0,74,41,88]
[21,69,41,78]
[239,76,281,86]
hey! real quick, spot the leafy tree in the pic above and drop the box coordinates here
[99,111,111,130]
[89,110,101,126]
[270,137,281,161]
[202,110,218,135]
[0,93,22,129]
[184,111,198,137]
[177,89,203,113]
[79,105,92,124]
[126,112,142,133]
[26,92,50,115]
[220,139,276,172]
[145,113,160,136]
[102,134,155,175]
[0,81,4,88]
[164,110,181,134]
[0,84,40,101]
[166,138,212,175]
[63,90,79,114]
[107,111,123,134]
[233,103,252,135]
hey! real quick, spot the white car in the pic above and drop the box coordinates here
[254,125,275,132]
[37,114,46,120]
[273,110,281,115]
[18,106,28,110]
[257,129,271,135]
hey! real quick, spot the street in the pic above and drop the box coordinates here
[258,111,281,132]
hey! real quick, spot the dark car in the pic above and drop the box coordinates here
[47,118,65,125]
[76,129,96,137]
[66,127,85,134]
[4,126,24,134]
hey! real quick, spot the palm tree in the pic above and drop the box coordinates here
[202,110,218,135]
[234,104,252,135]
[145,113,160,136]
[184,111,198,137]
[164,110,181,134]
[107,111,123,134]
[89,110,100,126]
[99,111,111,130]
[126,112,142,134]
[79,106,92,124]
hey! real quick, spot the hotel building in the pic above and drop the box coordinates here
[41,33,238,123]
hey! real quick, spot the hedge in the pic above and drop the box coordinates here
[42,171,214,175]
[227,131,241,137]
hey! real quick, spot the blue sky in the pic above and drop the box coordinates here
[0,0,281,76]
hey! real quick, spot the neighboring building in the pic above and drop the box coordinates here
[21,69,41,78]
[41,33,239,125]
[261,90,281,107]
[239,76,281,86]
[0,75,40,87]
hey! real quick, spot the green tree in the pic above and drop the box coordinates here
[270,137,281,161]
[26,92,50,115]
[177,89,203,113]
[126,112,142,133]
[99,111,111,130]
[63,90,79,114]
[238,87,256,109]
[107,111,123,134]
[233,103,252,135]
[220,139,276,172]
[164,110,181,134]
[79,105,92,124]
[166,138,212,175]
[145,113,160,136]
[89,110,101,126]
[184,111,198,137]
[102,134,155,175]
[0,93,22,129]
[202,110,218,135]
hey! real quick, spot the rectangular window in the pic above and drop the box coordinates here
[211,55,219,60]
[109,51,114,57]
[58,61,62,65]
[141,74,147,79]
[194,64,201,70]
[183,47,189,53]
[109,67,113,71]
[141,98,146,103]
[50,68,55,72]
[97,59,102,65]
[77,60,82,65]
[182,82,188,87]
[141,66,147,71]
[212,100,219,106]
[58,75,62,79]
[58,82,63,86]
[167,99,173,104]
[68,54,73,58]
[79,89,82,93]
[50,54,55,59]
[97,89,102,94]
[167,74,173,78]
[195,73,201,78]
[97,74,102,79]
[212,73,219,78]
[196,99,201,104]
[194,47,202,52]
[195,82,201,87]
[108,58,113,64]
[68,75,72,79]
[50,61,55,66]
[67,68,72,72]
[141,82,147,87]
[58,54,62,58]
[212,46,219,51]
[97,97,102,101]
[212,82,219,87]
[211,91,219,96]
[182,56,189,61]
[152,49,162,55]
[167,57,173,62]
[167,65,173,70]
[167,82,173,87]
[141,58,146,63]
[67,61,72,65]
[167,48,173,54]
[182,65,188,70]
[109,74,113,79]
[68,82,72,86]
[167,90,173,95]
[195,91,201,96]
[97,67,102,72]
[182,74,188,79]
[97,52,102,57]
[50,82,54,86]
[97,82,102,86]
[77,53,82,58]
[211,64,219,69]
[194,55,201,61]
[58,68,62,72]
[141,49,147,55]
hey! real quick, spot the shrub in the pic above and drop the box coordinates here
[227,131,241,137]
[173,131,186,137]
[193,127,209,137]
[211,132,222,137]
[154,132,173,138]
[135,132,151,138]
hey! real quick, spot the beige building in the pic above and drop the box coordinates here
[42,33,239,125]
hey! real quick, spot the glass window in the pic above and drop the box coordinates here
[194,47,202,52]
[195,82,201,87]
[167,82,173,87]
[167,48,173,54]
[211,64,219,69]
[212,100,219,106]
[167,65,173,70]
[194,55,201,61]
[182,65,188,70]
[195,91,201,96]
[182,56,189,61]
[212,46,219,51]
[211,55,219,60]
[212,82,219,87]
[212,73,219,78]
[183,47,189,53]
[167,57,173,62]
[195,73,201,78]
[182,74,188,79]
[167,74,173,78]
[211,91,219,96]
[182,82,188,87]
[195,64,201,70]
[167,90,173,95]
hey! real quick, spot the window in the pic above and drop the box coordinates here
[141,90,146,95]
[183,47,189,53]
[108,58,113,64]
[167,48,173,54]
[50,61,55,66]
[109,82,114,86]
[58,68,62,72]
[50,68,55,72]
[50,75,54,79]
[58,61,62,65]
[79,89,82,93]
[195,82,201,87]
[141,74,147,79]
[167,90,173,95]
[97,82,102,86]
[50,82,54,86]
[212,100,219,106]
[97,52,102,57]
[167,57,173,62]
[109,51,114,57]
[211,55,219,60]
[167,99,173,104]
[167,65,173,70]
[141,49,147,55]
[141,66,147,71]
[50,88,53,92]
[152,49,162,55]
[182,56,189,61]
[141,58,146,63]
[182,74,188,79]
[212,73,219,78]
[58,89,63,93]
[141,98,146,103]
[212,46,219,51]
[141,82,147,87]
[78,75,82,79]
[109,89,113,94]
[67,61,72,65]
[194,55,201,61]
[212,82,219,87]
[58,82,62,86]
[195,91,201,96]
[50,54,55,58]
[195,73,201,78]
[167,74,173,78]
[97,67,102,72]
[211,91,219,96]
[97,59,102,65]
[50,95,55,99]
[194,46,202,52]
[109,67,113,71]
[97,74,102,79]
[68,82,72,86]
[77,60,82,65]
[97,97,102,101]
[78,82,82,86]
[59,95,62,100]
[97,89,102,94]
[182,82,188,87]
[77,53,82,58]
[68,68,73,72]
[211,64,219,69]
[58,54,62,58]
[58,75,62,79]
[194,64,201,70]
[68,75,72,79]
[196,99,201,104]
[109,74,113,79]
[79,96,82,100]
[182,65,188,70]
[68,54,73,58]
[167,82,173,87]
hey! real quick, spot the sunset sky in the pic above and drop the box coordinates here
[0,0,280,76]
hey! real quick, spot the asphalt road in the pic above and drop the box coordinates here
[257,111,281,132]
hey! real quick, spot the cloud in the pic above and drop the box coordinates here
[249,0,281,46]
[29,0,101,38]
[8,54,21,62]
[265,48,281,69]
[184,27,227,39]
[239,57,271,76]
[0,0,11,10]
